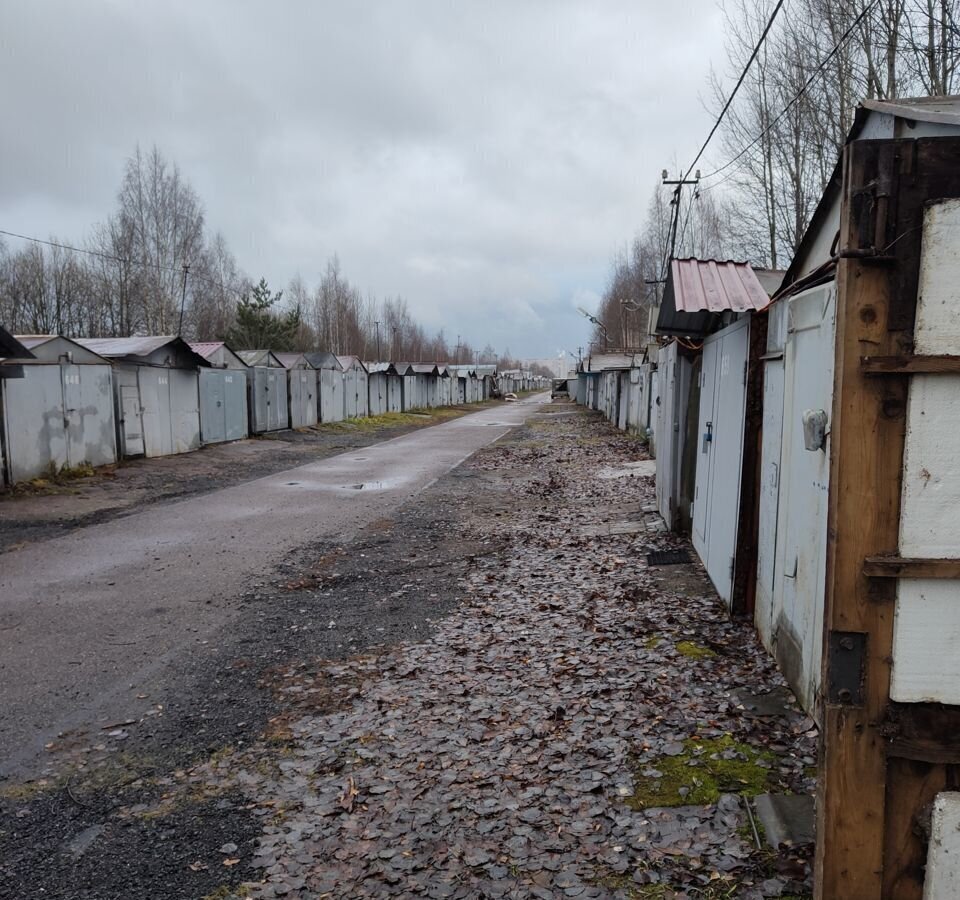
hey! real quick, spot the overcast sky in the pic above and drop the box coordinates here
[0,1,728,359]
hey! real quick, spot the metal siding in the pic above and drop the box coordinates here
[769,284,835,711]
[655,345,677,526]
[169,369,201,453]
[114,366,145,457]
[691,318,750,606]
[2,366,68,482]
[356,370,369,417]
[288,369,303,428]
[224,372,248,440]
[137,367,171,457]
[387,375,402,412]
[64,363,117,468]
[268,369,287,432]
[368,373,387,416]
[319,369,345,423]
[200,369,248,444]
[755,357,785,650]
[199,369,227,444]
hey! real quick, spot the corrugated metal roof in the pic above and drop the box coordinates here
[584,352,643,373]
[671,259,770,313]
[336,355,368,372]
[303,351,342,370]
[15,335,110,364]
[15,335,56,350]
[76,335,181,357]
[237,349,283,367]
[189,341,225,357]
[862,95,960,126]
[274,352,311,369]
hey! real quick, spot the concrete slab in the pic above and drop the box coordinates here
[754,793,815,849]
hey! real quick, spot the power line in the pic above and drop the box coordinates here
[699,0,882,182]
[0,226,244,299]
[681,0,787,183]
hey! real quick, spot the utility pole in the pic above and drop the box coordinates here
[455,334,461,365]
[374,321,382,361]
[661,169,700,262]
[177,264,190,336]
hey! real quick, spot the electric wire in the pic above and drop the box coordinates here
[681,0,788,183]
[0,227,243,299]
[699,0,883,182]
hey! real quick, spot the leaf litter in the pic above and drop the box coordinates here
[184,409,815,899]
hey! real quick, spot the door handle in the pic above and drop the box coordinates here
[702,421,713,453]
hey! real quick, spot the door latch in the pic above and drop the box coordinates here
[702,421,713,453]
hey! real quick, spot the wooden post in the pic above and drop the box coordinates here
[817,136,960,898]
[815,139,902,898]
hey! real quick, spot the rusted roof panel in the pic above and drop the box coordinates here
[671,259,770,313]
[189,341,225,357]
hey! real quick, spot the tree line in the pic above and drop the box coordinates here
[591,0,959,349]
[0,145,520,366]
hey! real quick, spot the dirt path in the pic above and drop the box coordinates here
[0,405,815,900]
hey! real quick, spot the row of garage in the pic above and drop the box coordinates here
[0,335,498,487]
[647,98,960,896]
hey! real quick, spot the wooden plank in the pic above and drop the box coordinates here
[815,139,902,899]
[818,136,960,899]
[864,556,960,578]
[882,758,954,899]
[862,354,960,374]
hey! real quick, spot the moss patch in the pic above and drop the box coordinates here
[675,640,717,660]
[628,735,775,810]
[643,636,661,649]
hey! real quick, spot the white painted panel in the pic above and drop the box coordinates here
[899,377,960,557]
[915,199,960,355]
[692,340,719,551]
[755,357,784,646]
[891,199,960,704]
[924,793,960,900]
[703,320,749,605]
[655,345,676,526]
[892,581,960,702]
[766,284,835,715]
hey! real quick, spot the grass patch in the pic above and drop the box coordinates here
[628,735,776,810]
[675,640,717,660]
[317,408,468,432]
[2,460,101,497]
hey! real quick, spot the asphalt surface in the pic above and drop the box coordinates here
[0,395,546,778]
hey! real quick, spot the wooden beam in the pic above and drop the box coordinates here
[816,140,902,900]
[862,354,960,374]
[864,556,960,578]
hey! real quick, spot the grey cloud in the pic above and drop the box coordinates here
[1,0,726,355]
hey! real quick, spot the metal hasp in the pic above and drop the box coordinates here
[827,631,866,706]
